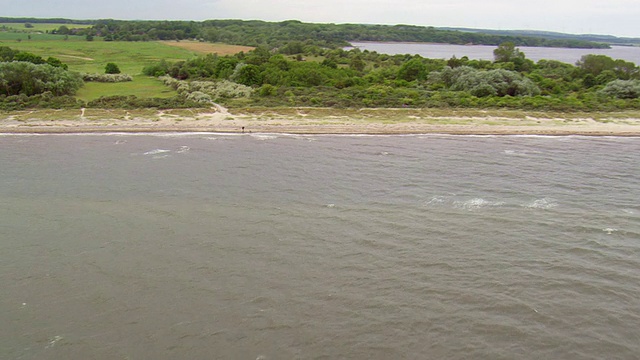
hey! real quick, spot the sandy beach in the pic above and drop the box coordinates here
[1,107,640,136]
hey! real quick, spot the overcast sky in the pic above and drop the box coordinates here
[2,0,638,37]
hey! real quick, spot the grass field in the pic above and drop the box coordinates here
[1,24,253,100]
[0,36,199,74]
[75,76,178,101]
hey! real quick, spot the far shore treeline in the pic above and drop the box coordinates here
[1,17,640,112]
[0,17,614,49]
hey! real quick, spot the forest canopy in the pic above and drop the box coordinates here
[22,18,611,50]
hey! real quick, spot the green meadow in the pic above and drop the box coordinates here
[1,25,205,100]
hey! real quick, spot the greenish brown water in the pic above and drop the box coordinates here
[1,133,639,359]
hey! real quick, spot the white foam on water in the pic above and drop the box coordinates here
[325,204,336,208]
[504,149,530,156]
[46,336,64,349]
[603,228,618,234]
[143,149,171,155]
[454,198,506,210]
[524,198,558,209]
[425,196,447,206]
[176,146,190,153]
[250,134,279,140]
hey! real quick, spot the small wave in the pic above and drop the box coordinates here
[503,149,530,156]
[425,196,447,206]
[46,335,64,349]
[143,149,171,155]
[602,228,618,234]
[524,198,558,209]
[454,198,505,210]
[176,146,190,153]
[251,134,278,140]
[324,203,336,208]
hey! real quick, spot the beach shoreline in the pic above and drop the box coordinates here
[2,107,640,136]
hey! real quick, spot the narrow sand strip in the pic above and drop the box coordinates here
[1,108,639,136]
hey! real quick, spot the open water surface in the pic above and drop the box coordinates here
[350,42,640,64]
[1,133,639,359]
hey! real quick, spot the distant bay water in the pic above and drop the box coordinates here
[1,133,639,359]
[349,42,640,65]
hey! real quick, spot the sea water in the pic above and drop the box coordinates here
[1,133,639,359]
[349,42,640,65]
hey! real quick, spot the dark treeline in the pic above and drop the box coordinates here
[41,18,610,49]
[0,17,95,25]
[440,28,640,46]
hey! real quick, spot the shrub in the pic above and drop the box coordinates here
[430,66,540,97]
[159,76,253,100]
[86,95,201,109]
[186,91,213,104]
[105,62,121,74]
[600,80,640,99]
[0,61,83,96]
[82,73,133,82]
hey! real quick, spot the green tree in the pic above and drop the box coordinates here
[232,64,262,86]
[493,42,532,71]
[576,54,616,76]
[0,46,18,61]
[13,52,45,64]
[56,25,71,35]
[494,42,524,63]
[105,62,121,74]
[398,58,427,82]
[0,62,83,96]
[46,57,69,70]
[349,55,365,72]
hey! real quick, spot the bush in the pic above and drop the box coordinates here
[105,62,121,74]
[0,92,84,110]
[159,76,253,100]
[82,73,133,82]
[429,66,540,97]
[186,91,213,104]
[0,61,83,96]
[600,80,640,99]
[86,95,201,109]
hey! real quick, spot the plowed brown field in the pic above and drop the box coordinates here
[162,41,254,55]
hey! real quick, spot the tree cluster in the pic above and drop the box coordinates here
[141,42,640,110]
[0,62,83,96]
[0,46,81,97]
[63,19,609,50]
[1,46,69,69]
